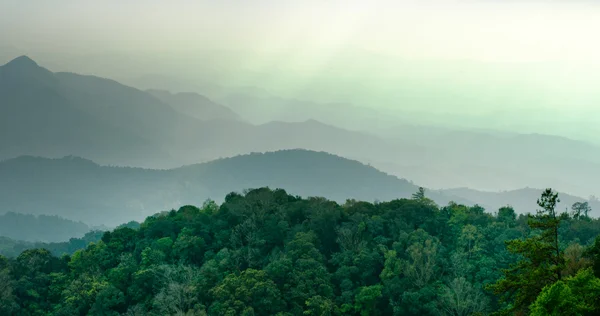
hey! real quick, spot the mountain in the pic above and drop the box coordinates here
[209,89,600,199]
[0,212,90,243]
[123,73,227,98]
[146,89,241,121]
[2,149,596,228]
[252,120,425,163]
[51,71,214,158]
[369,128,600,198]
[0,231,105,258]
[0,56,173,167]
[0,56,419,169]
[0,150,469,226]
[4,56,600,199]
[219,92,391,129]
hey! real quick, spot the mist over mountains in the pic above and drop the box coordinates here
[0,150,452,226]
[4,3,600,314]
[1,55,599,230]
[0,56,420,169]
[1,150,597,229]
[146,89,242,122]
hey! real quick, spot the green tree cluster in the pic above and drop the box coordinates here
[1,187,600,315]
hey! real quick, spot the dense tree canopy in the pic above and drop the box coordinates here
[1,187,600,315]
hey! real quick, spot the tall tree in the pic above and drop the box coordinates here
[412,187,426,200]
[488,189,565,315]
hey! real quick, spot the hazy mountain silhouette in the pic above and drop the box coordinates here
[124,73,226,98]
[210,89,600,198]
[3,56,600,198]
[368,128,600,198]
[147,89,241,121]
[1,56,265,167]
[0,56,172,167]
[220,92,390,128]
[0,212,90,243]
[0,56,419,169]
[2,149,595,228]
[0,150,467,226]
[252,119,426,164]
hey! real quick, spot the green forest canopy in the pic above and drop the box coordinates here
[1,187,600,315]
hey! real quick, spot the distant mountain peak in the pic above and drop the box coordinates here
[0,55,56,85]
[3,55,39,69]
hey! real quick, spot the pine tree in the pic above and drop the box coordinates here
[488,189,565,315]
[412,187,426,200]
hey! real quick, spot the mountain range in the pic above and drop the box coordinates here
[0,212,90,243]
[1,150,597,228]
[0,56,421,169]
[0,150,446,226]
[1,55,599,208]
[129,62,600,198]
[146,89,241,121]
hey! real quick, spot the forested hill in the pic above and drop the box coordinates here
[173,149,461,205]
[2,149,596,227]
[0,150,469,226]
[1,187,600,315]
[0,213,90,243]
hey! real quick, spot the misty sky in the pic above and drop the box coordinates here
[2,0,600,142]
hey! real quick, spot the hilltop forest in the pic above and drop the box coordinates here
[1,187,600,316]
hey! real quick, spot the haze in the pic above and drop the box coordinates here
[2,1,600,202]
[2,0,600,141]
[4,2,600,314]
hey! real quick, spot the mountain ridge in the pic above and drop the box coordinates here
[0,56,414,170]
[1,149,596,228]
[3,55,600,198]
[147,89,241,121]
[0,149,465,226]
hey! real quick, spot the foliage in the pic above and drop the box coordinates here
[488,189,565,314]
[529,268,600,316]
[0,231,105,258]
[1,187,600,315]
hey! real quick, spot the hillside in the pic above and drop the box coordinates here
[2,187,600,315]
[0,230,104,258]
[0,56,172,167]
[174,149,441,203]
[0,56,418,169]
[369,128,600,198]
[4,56,600,198]
[2,149,597,229]
[0,212,90,243]
[0,150,466,226]
[147,89,241,121]
[217,90,600,199]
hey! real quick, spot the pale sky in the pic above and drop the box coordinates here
[3,0,600,62]
[2,0,600,141]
